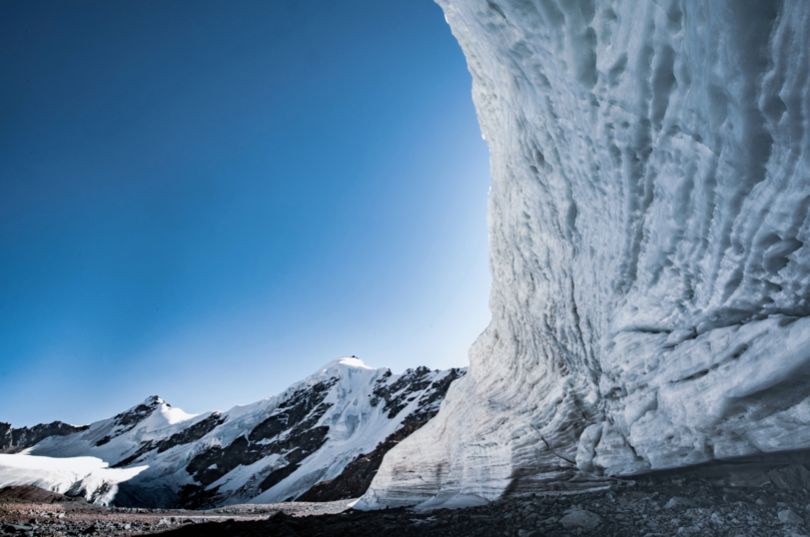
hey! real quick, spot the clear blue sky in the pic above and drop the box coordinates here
[0,0,491,426]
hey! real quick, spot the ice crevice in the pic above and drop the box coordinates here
[359,0,810,509]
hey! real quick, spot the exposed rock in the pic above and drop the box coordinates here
[0,422,87,454]
[559,507,601,530]
[96,397,166,447]
[299,368,464,501]
[113,412,226,468]
[185,380,336,490]
[0,486,79,504]
[665,497,695,510]
[779,508,804,526]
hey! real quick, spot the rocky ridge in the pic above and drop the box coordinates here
[0,423,87,454]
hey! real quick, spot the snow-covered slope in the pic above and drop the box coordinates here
[361,0,810,508]
[5,358,463,507]
[0,454,146,506]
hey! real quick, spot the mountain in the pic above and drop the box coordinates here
[0,357,464,507]
[360,0,810,509]
[0,422,88,454]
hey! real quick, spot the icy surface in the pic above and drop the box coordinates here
[362,0,810,508]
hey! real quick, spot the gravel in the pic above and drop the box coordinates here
[4,477,810,536]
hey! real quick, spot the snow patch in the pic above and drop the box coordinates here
[0,454,146,505]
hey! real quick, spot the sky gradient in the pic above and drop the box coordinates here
[0,0,491,426]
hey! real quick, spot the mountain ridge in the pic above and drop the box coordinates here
[0,357,465,507]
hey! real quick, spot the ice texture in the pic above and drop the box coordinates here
[361,0,810,508]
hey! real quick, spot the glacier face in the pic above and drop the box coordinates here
[362,0,810,508]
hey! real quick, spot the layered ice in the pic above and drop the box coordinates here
[361,0,810,508]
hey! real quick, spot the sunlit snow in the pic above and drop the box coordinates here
[0,454,147,505]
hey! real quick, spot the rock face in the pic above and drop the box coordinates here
[361,0,810,508]
[0,422,88,454]
[1,358,464,507]
[299,368,464,502]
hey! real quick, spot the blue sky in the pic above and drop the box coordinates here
[0,0,491,426]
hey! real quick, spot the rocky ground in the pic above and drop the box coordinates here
[153,477,810,537]
[4,470,810,536]
[0,487,350,536]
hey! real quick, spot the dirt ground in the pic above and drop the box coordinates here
[0,486,351,536]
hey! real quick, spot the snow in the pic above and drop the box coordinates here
[159,405,198,426]
[324,356,372,371]
[0,454,146,505]
[362,0,810,508]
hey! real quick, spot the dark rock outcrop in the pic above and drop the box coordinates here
[300,368,464,501]
[114,413,227,468]
[0,422,87,454]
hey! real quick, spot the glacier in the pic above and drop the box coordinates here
[361,0,810,508]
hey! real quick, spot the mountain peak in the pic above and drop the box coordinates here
[335,356,371,369]
[319,356,373,372]
[142,395,165,407]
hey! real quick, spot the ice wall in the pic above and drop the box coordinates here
[361,0,810,508]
